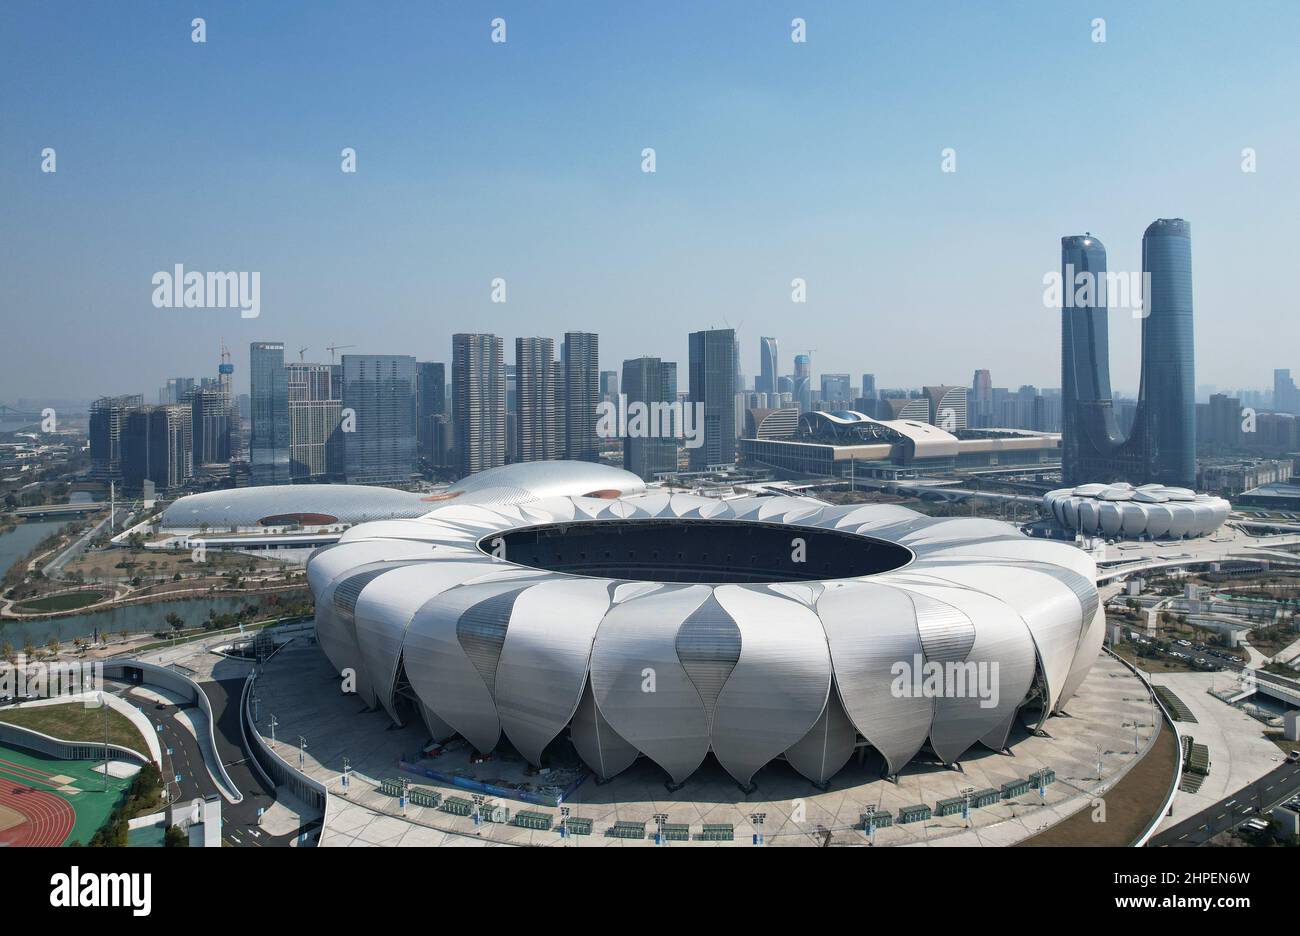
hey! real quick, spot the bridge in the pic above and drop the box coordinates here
[9,502,105,518]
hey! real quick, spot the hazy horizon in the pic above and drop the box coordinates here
[3,1,1298,403]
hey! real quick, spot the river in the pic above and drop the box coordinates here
[1,515,307,647]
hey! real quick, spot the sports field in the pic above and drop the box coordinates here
[0,743,132,847]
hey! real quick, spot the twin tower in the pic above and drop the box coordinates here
[1060,219,1195,488]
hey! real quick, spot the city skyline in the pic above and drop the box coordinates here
[5,2,1300,402]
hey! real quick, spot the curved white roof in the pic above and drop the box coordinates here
[1044,483,1229,539]
[309,470,1102,788]
[159,483,431,530]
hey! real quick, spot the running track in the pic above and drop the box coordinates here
[0,756,75,847]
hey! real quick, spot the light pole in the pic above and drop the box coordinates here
[559,805,569,843]
[471,793,485,827]
[653,812,668,846]
[862,804,876,844]
[268,713,277,746]
[298,735,307,770]
[341,757,351,796]
[960,786,975,828]
[100,691,109,792]
[749,812,766,846]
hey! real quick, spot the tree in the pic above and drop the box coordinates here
[0,641,14,664]
[47,637,60,655]
[165,611,185,633]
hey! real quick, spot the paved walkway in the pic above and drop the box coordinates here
[1148,670,1290,832]
[252,639,1154,848]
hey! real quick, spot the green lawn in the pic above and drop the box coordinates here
[0,701,149,754]
[13,590,106,612]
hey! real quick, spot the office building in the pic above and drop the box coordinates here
[341,355,417,485]
[452,333,507,477]
[688,328,737,471]
[621,356,678,480]
[564,331,600,461]
[249,341,290,485]
[515,337,558,462]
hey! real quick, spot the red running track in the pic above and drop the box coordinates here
[0,775,75,847]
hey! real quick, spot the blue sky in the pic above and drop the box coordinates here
[2,1,1297,401]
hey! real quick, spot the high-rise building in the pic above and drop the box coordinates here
[820,374,851,408]
[970,369,992,427]
[162,377,195,405]
[563,331,600,462]
[287,362,343,481]
[688,328,737,471]
[1274,369,1297,415]
[190,386,234,467]
[793,353,812,413]
[758,337,779,397]
[1060,221,1196,487]
[341,355,417,485]
[861,373,877,401]
[600,370,619,403]
[416,362,447,461]
[515,337,558,462]
[122,404,192,493]
[621,356,678,480]
[249,341,290,485]
[452,333,507,477]
[89,394,143,480]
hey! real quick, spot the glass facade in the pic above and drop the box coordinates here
[249,341,290,485]
[688,328,737,471]
[341,354,417,485]
[1059,221,1195,487]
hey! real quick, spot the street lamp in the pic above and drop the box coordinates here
[653,812,668,846]
[960,786,975,828]
[749,812,766,846]
[298,735,307,770]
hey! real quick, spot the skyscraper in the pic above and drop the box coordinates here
[452,333,507,477]
[89,394,143,480]
[515,337,558,462]
[122,404,192,493]
[1136,218,1196,486]
[688,328,737,471]
[1274,369,1297,415]
[249,341,290,485]
[1059,220,1196,487]
[287,362,343,481]
[758,337,779,397]
[970,369,992,428]
[341,355,417,485]
[564,331,600,462]
[416,361,447,460]
[793,353,812,413]
[621,356,678,480]
[190,386,234,467]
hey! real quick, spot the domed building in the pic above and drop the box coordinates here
[306,462,1105,789]
[1043,482,1230,539]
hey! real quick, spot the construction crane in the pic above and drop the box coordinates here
[297,346,309,363]
[326,343,356,363]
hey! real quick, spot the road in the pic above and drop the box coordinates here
[1150,759,1300,846]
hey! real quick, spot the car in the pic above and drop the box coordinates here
[1288,751,1300,763]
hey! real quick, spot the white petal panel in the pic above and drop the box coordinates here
[589,585,713,784]
[494,578,613,764]
[709,585,832,786]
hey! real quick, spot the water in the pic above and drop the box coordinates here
[0,518,72,580]
[0,594,301,648]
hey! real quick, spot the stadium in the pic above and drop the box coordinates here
[308,462,1104,788]
[1043,482,1231,539]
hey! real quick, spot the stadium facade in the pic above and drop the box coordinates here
[305,461,1103,788]
[1043,482,1229,539]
